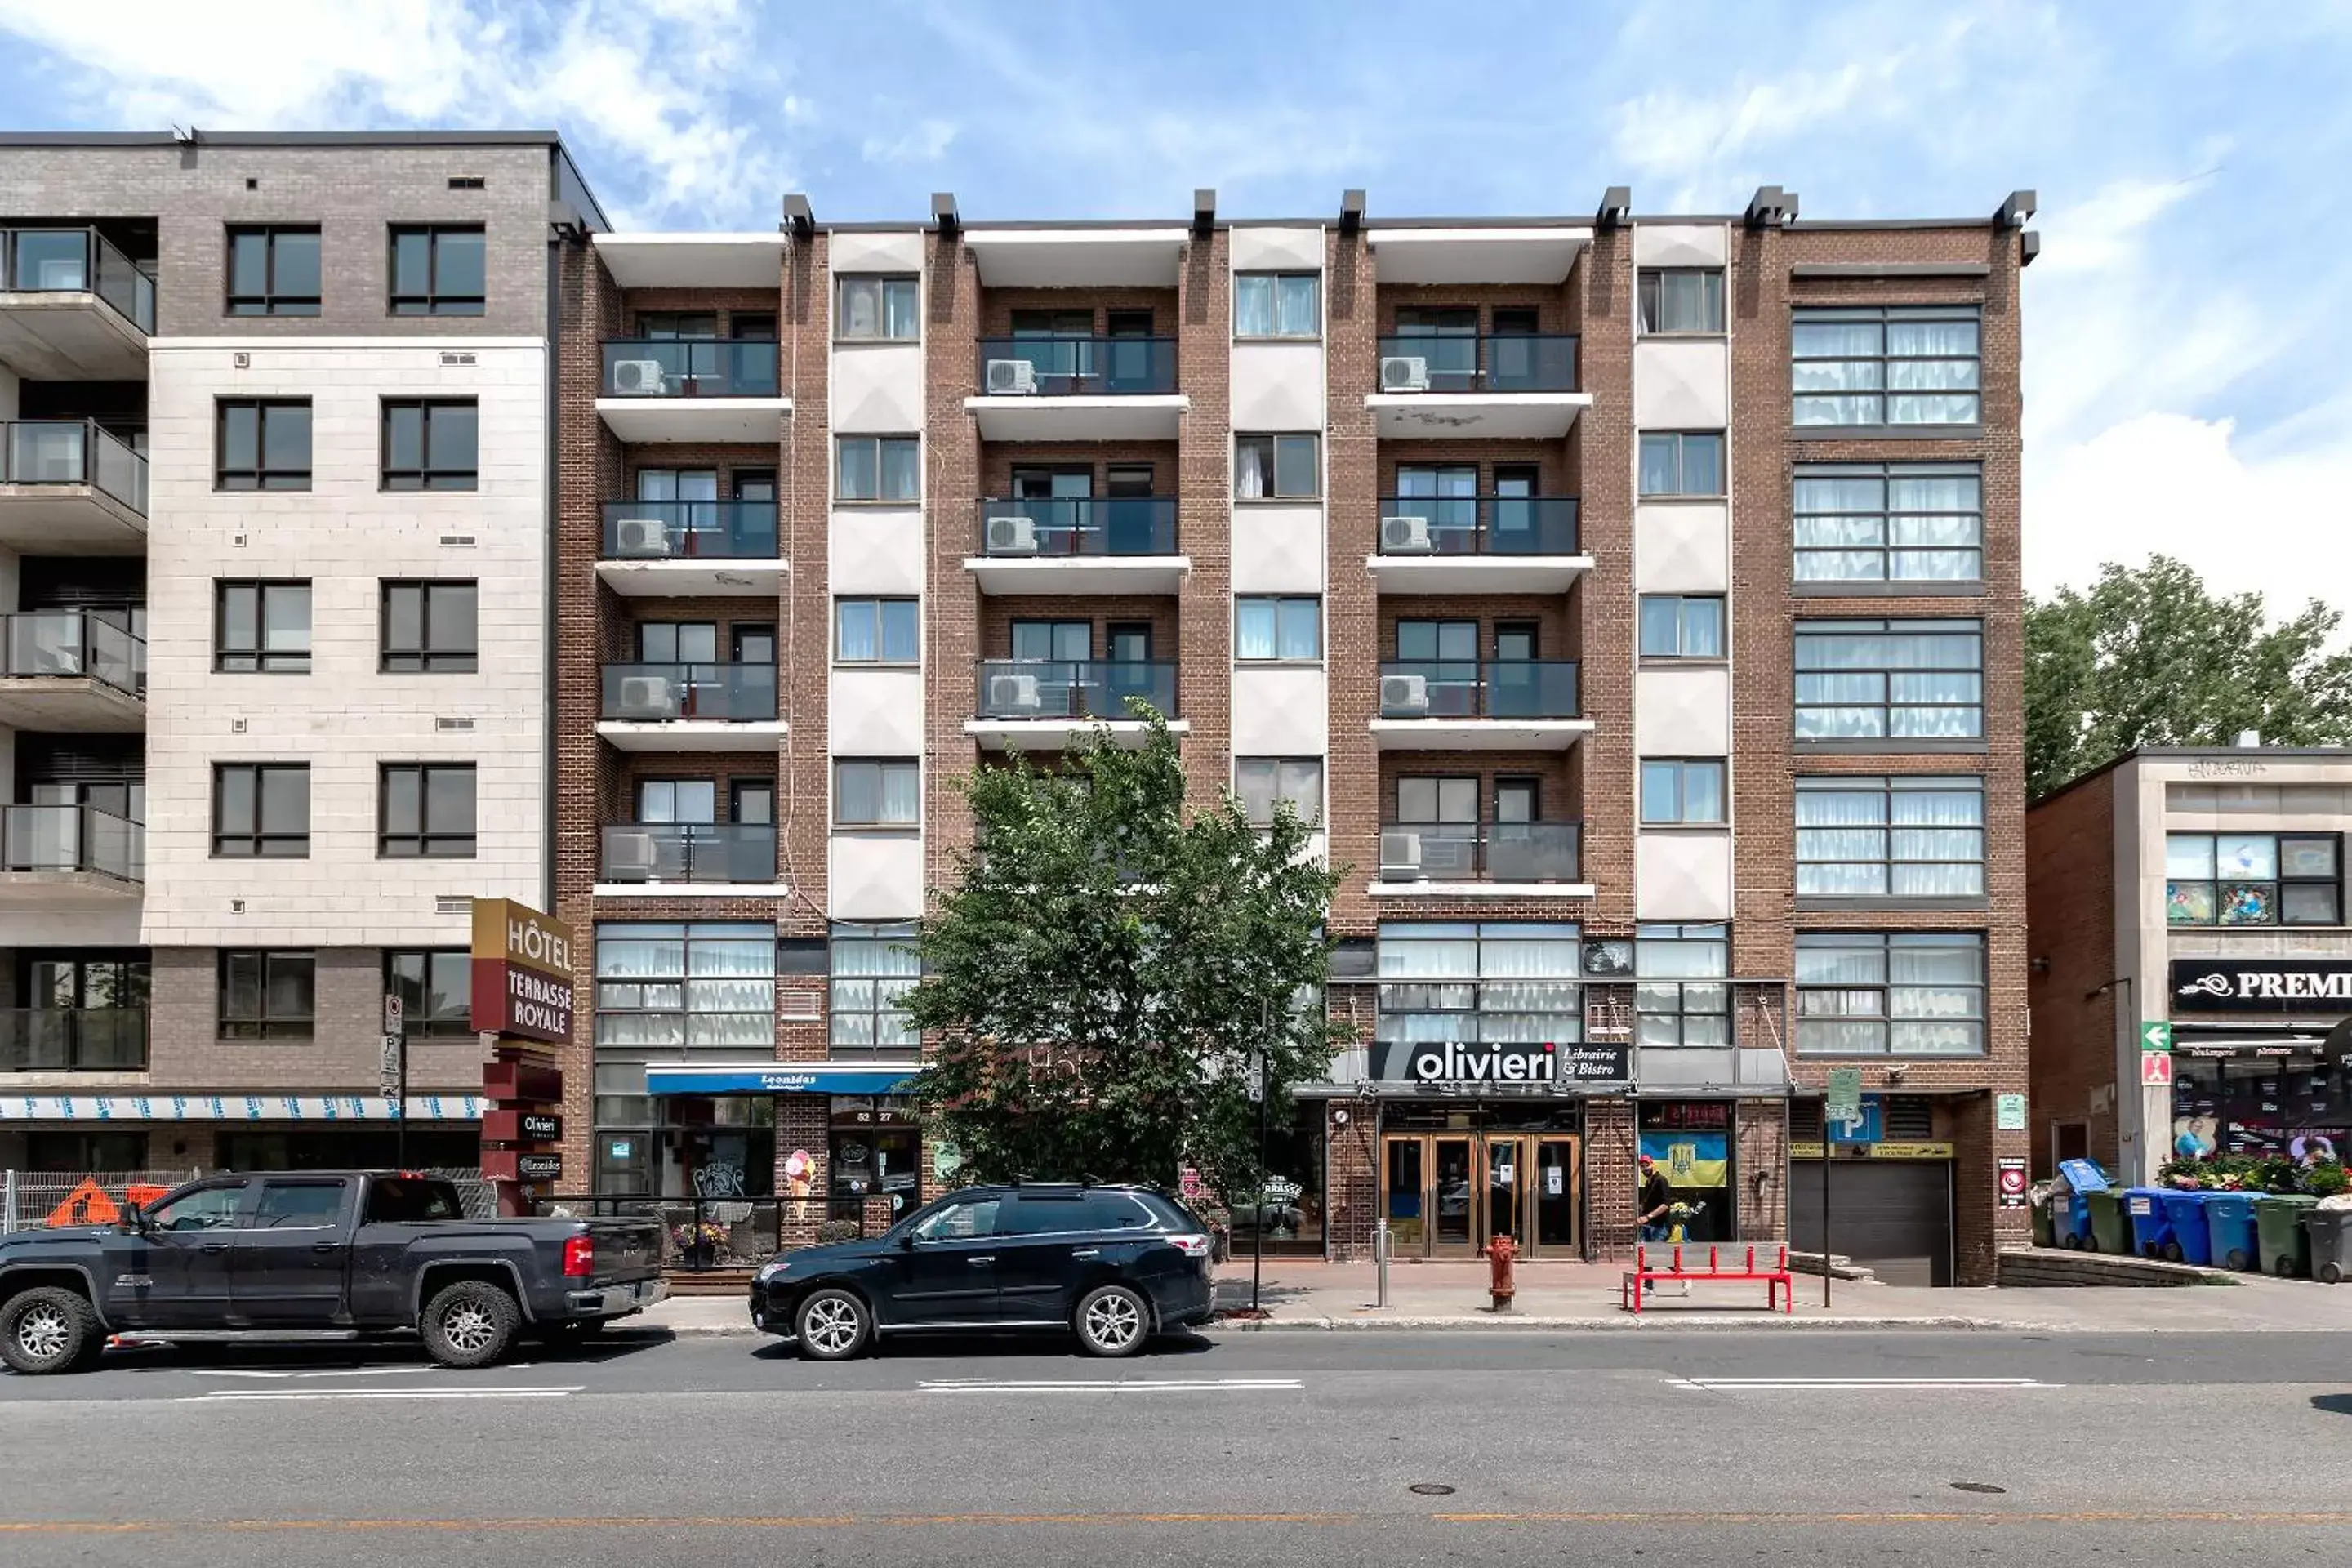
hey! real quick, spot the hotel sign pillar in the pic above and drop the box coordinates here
[469,898,577,1218]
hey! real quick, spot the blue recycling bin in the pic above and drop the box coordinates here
[2123,1187,2178,1258]
[2051,1187,2096,1249]
[2155,1191,2215,1265]
[2205,1192,2261,1271]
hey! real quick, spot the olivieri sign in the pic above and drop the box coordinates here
[469,898,576,1045]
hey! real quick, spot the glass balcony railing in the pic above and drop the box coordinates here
[0,805,144,882]
[600,339,781,399]
[976,497,1178,557]
[1376,333,1579,393]
[1,421,149,514]
[0,611,144,697]
[600,662,778,723]
[600,822,777,884]
[1378,660,1581,720]
[1376,496,1579,555]
[1377,821,1584,883]
[600,500,780,560]
[1,227,155,332]
[977,336,1178,396]
[974,659,1178,720]
[0,1007,149,1072]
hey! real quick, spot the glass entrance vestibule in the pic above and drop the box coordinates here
[1379,1104,1582,1259]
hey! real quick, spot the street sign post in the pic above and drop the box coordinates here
[1825,1067,1863,1125]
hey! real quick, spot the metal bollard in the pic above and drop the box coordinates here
[1374,1219,1391,1309]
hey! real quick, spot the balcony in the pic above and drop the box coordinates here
[596,339,789,442]
[0,421,148,551]
[0,1008,148,1074]
[0,805,143,906]
[0,228,153,379]
[964,497,1187,595]
[0,612,145,730]
[1368,333,1590,439]
[595,822,784,897]
[595,501,785,596]
[1372,660,1592,751]
[965,336,1187,441]
[1371,821,1592,899]
[596,662,786,752]
[1366,496,1589,594]
[966,658,1187,751]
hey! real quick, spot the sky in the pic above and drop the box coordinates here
[1,0,2347,611]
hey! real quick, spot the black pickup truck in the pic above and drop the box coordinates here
[0,1170,664,1374]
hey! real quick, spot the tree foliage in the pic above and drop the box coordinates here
[2025,556,2352,798]
[904,711,1350,1202]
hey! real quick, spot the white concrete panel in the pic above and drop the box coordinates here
[1637,831,1733,920]
[1635,502,1729,594]
[1232,342,1325,431]
[1633,225,1728,267]
[1230,227,1325,272]
[1634,339,1728,430]
[831,343,925,434]
[829,832,926,920]
[831,669,926,756]
[830,507,926,595]
[1635,666,1731,756]
[1232,505,1325,594]
[828,231,925,276]
[1232,666,1329,755]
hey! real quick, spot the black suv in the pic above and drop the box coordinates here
[751,1183,1214,1359]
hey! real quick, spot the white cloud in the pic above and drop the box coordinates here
[861,119,958,167]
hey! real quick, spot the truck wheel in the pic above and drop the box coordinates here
[795,1289,871,1361]
[1074,1284,1150,1358]
[422,1280,521,1370]
[2,1287,99,1376]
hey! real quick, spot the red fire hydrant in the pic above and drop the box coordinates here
[1485,1232,1518,1312]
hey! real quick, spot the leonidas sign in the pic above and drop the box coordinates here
[470,898,576,1045]
[2171,958,2352,1016]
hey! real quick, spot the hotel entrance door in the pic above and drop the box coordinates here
[1381,1132,1579,1259]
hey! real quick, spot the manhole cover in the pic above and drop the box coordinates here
[1949,1481,2007,1495]
[1409,1483,1457,1496]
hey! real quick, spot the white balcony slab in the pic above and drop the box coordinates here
[964,229,1187,287]
[964,555,1190,595]
[1367,880,1596,899]
[965,717,1191,753]
[964,394,1187,442]
[596,397,791,443]
[596,719,788,753]
[0,294,149,379]
[594,558,788,597]
[0,679,144,732]
[592,233,786,289]
[0,487,146,553]
[1365,227,1591,285]
[1365,553,1592,594]
[1365,391,1591,440]
[1370,718,1594,751]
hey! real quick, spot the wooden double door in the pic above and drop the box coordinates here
[1381,1132,1579,1259]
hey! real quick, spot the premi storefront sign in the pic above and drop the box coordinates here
[2170,958,2352,1015]
[1374,1040,1631,1088]
[469,898,576,1045]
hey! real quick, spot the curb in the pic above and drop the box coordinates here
[630,1312,2043,1338]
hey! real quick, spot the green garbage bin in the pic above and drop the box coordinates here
[2255,1194,2320,1277]
[2030,1192,2056,1249]
[2086,1189,2131,1255]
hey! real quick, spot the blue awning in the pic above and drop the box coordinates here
[644,1062,920,1097]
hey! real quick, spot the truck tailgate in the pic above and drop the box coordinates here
[586,1218,663,1281]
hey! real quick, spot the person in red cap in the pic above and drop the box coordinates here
[1637,1153,1685,1296]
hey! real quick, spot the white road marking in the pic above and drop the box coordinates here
[919,1378,1304,1394]
[177,1386,579,1403]
[187,1366,443,1380]
[1666,1376,2058,1391]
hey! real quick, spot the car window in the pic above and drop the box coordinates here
[1000,1196,1089,1236]
[364,1178,465,1223]
[1076,1192,1157,1230]
[911,1198,1000,1241]
[145,1185,247,1232]
[253,1180,347,1229]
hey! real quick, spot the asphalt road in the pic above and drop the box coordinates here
[4,1329,2350,1566]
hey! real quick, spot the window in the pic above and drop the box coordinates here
[379,763,476,858]
[835,760,920,826]
[1236,759,1323,826]
[212,764,310,857]
[1792,305,1981,426]
[834,598,919,664]
[381,399,479,491]
[831,922,918,1056]
[1235,434,1318,500]
[365,1178,463,1223]
[1236,273,1320,338]
[381,581,478,673]
[593,922,776,1049]
[1236,596,1321,661]
[1793,618,1983,741]
[1635,923,1731,1046]
[913,1196,1001,1241]
[835,275,920,341]
[2165,834,2343,926]
[220,951,316,1040]
[1397,777,1478,824]
[1796,932,1986,1056]
[836,435,920,501]
[1797,776,1986,898]
[226,225,320,316]
[1795,464,1983,584]
[147,1184,247,1231]
[215,581,312,673]
[216,399,312,490]
[388,225,486,315]
[385,950,473,1037]
[1641,760,1726,824]
[1637,595,1725,658]
[1638,269,1724,334]
[1638,431,1724,497]
[252,1179,347,1229]
[1396,618,1478,662]
[1374,923,1583,1069]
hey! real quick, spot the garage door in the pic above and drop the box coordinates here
[1789,1160,1953,1287]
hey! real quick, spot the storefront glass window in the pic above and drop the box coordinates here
[826,1096,922,1223]
[590,1088,774,1200]
[2165,833,2341,926]
[1638,1102,1734,1242]
[2172,1052,2349,1163]
[593,921,776,1047]
[1634,924,1731,1045]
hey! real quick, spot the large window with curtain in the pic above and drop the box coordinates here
[1792,305,1981,426]
[1634,924,1731,1046]
[1796,776,1986,898]
[1793,463,1982,584]
[593,922,776,1049]
[1793,619,1983,740]
[830,923,920,1058]
[1234,273,1320,339]
[1374,923,1582,1071]
[1795,932,1986,1056]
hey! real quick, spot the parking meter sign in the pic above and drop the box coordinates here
[1826,1067,1863,1125]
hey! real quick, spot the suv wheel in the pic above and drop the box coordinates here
[795,1288,871,1361]
[1,1287,99,1375]
[422,1279,521,1370]
[1074,1284,1150,1358]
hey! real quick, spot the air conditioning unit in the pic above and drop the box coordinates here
[1380,674,1430,714]
[987,673,1042,714]
[606,831,660,880]
[610,358,667,394]
[1379,355,1430,392]
[985,359,1037,394]
[1379,831,1424,878]
[986,513,1039,555]
[614,517,670,556]
[617,675,680,718]
[1381,514,1433,552]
